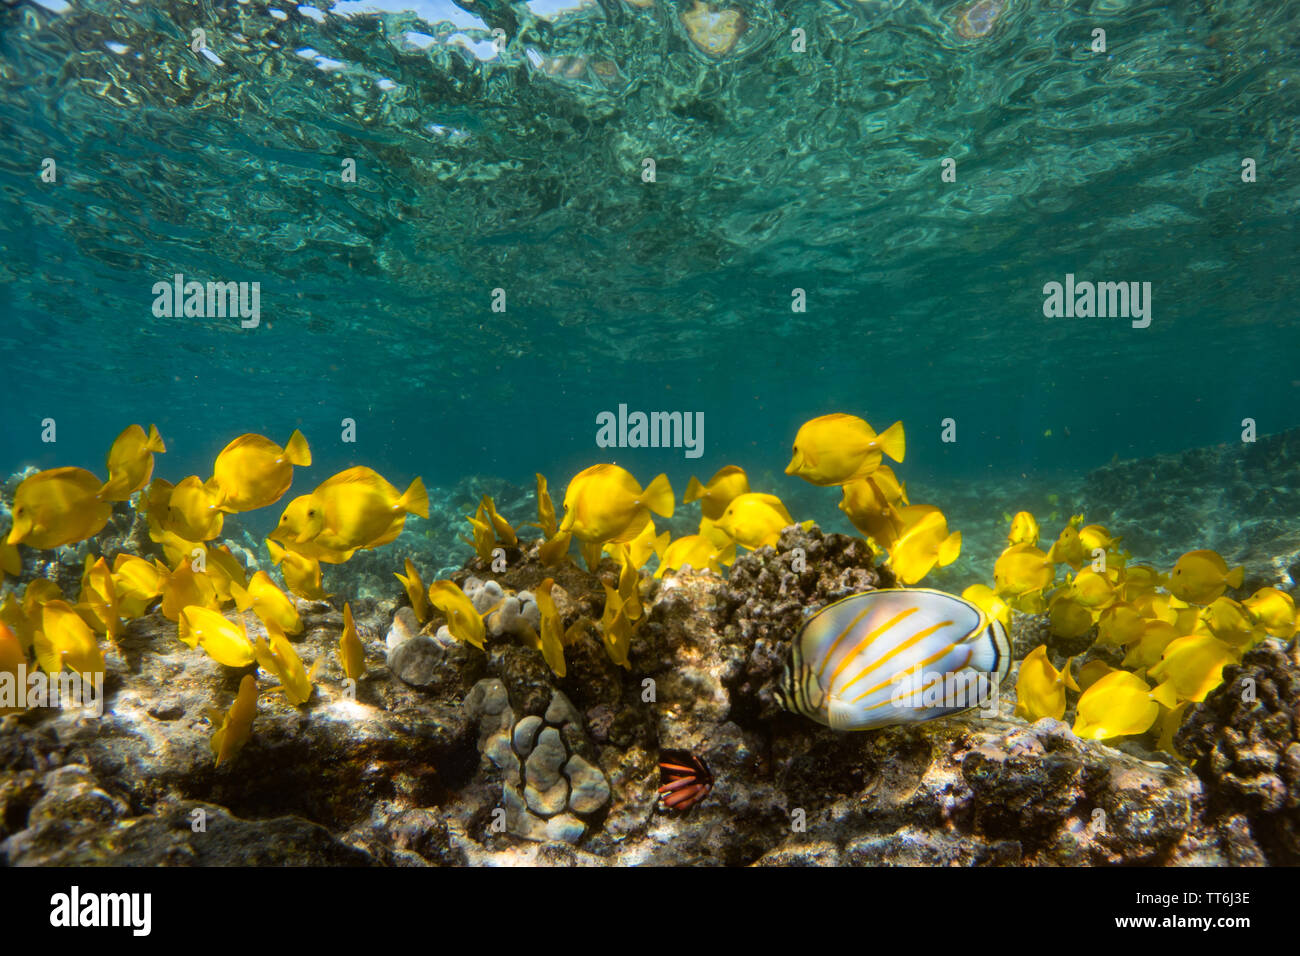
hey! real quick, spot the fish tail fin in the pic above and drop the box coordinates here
[231,583,253,614]
[641,474,674,518]
[399,477,429,519]
[877,421,906,463]
[684,476,705,503]
[34,632,61,674]
[718,541,737,567]
[266,539,285,566]
[1226,565,1244,589]
[97,477,130,503]
[177,613,199,648]
[146,424,166,454]
[652,530,670,560]
[285,429,312,467]
[1150,679,1179,710]
[939,530,962,567]
[580,540,603,573]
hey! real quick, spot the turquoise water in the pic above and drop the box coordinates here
[2,0,1298,503]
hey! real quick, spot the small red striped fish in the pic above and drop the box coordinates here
[775,589,1011,731]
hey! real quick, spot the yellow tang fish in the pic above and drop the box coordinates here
[654,534,736,579]
[1071,670,1158,741]
[159,560,221,622]
[613,545,643,621]
[461,504,497,561]
[339,603,365,680]
[533,473,559,538]
[255,622,317,705]
[1014,645,1077,722]
[1067,567,1118,610]
[1077,524,1121,553]
[889,509,961,586]
[164,476,225,542]
[210,430,312,513]
[111,554,165,618]
[607,520,668,571]
[136,477,173,533]
[716,492,795,551]
[1148,634,1236,708]
[232,570,303,635]
[1047,591,1094,640]
[1122,619,1180,670]
[683,465,751,521]
[1167,549,1244,605]
[961,584,1010,629]
[0,622,25,714]
[1196,597,1262,649]
[775,588,1010,731]
[200,544,248,605]
[393,558,428,621]
[1097,601,1145,646]
[77,556,122,642]
[785,413,905,486]
[538,531,573,567]
[427,580,486,650]
[7,468,112,550]
[480,496,518,549]
[559,464,674,544]
[0,537,20,585]
[601,606,641,670]
[1121,564,1164,601]
[1047,519,1086,570]
[1243,587,1297,639]
[531,578,567,678]
[1,594,35,654]
[298,466,428,552]
[993,543,1054,611]
[36,600,105,678]
[99,423,166,501]
[179,606,256,667]
[1006,511,1039,548]
[209,674,258,767]
[269,496,356,564]
[838,477,907,549]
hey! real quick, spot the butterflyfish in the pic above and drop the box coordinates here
[775,588,1011,731]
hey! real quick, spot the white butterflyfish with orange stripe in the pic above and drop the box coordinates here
[775,588,1012,731]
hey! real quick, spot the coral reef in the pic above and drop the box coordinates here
[1176,641,1300,864]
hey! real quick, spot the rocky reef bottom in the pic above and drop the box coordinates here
[3,523,1297,867]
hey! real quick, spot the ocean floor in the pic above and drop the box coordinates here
[1,430,1298,866]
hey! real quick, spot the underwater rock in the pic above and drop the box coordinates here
[949,0,1006,40]
[679,0,747,58]
[1176,641,1300,863]
[386,606,420,651]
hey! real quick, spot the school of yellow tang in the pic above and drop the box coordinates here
[1,415,1296,767]
[988,510,1296,748]
[0,424,429,764]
